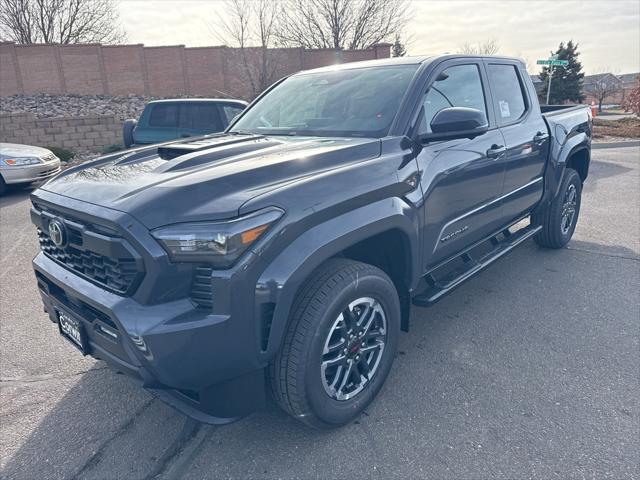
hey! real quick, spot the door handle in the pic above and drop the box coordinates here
[181,134,192,138]
[533,131,549,144]
[486,144,506,159]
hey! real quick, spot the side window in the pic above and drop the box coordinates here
[222,105,244,124]
[180,104,223,131]
[148,104,179,128]
[487,64,527,125]
[419,64,487,134]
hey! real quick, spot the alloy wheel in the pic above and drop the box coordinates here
[320,297,387,401]
[561,183,577,235]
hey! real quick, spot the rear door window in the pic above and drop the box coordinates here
[148,104,179,128]
[179,103,223,132]
[419,64,487,134]
[487,64,528,125]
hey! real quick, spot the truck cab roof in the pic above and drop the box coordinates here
[146,98,248,106]
[297,54,526,75]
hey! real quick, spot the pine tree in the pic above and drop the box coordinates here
[538,40,585,104]
[391,34,407,57]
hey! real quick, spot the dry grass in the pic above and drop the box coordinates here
[593,117,640,139]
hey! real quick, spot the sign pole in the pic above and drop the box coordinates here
[546,65,554,105]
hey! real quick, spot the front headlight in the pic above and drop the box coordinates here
[151,207,284,267]
[3,157,43,166]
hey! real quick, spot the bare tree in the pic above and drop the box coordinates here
[0,0,126,44]
[458,39,500,55]
[588,69,622,112]
[275,0,410,50]
[213,0,285,99]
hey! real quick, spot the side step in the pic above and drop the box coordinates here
[412,223,542,307]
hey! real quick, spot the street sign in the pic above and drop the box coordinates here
[537,59,569,66]
[537,57,569,105]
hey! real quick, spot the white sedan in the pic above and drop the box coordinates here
[0,143,61,195]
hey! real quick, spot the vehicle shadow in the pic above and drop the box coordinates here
[2,240,638,479]
[0,186,33,209]
[584,159,632,192]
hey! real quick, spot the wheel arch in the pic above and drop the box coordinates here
[255,197,419,359]
[566,147,590,183]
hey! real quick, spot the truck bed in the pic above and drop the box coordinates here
[541,104,589,116]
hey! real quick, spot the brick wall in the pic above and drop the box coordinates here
[0,113,121,152]
[0,42,392,99]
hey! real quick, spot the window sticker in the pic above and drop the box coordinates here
[499,100,511,118]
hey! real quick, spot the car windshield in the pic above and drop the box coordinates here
[231,65,419,138]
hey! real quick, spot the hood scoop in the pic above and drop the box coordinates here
[156,136,283,173]
[157,134,264,160]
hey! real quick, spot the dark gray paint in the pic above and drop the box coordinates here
[30,54,592,421]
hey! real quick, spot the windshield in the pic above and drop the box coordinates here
[231,65,419,138]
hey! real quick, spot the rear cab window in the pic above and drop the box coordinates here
[179,103,223,132]
[148,103,179,128]
[419,64,487,134]
[487,64,528,125]
[222,105,245,124]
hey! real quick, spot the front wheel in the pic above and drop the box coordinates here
[533,167,582,249]
[269,259,400,429]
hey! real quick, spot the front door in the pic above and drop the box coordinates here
[413,61,508,270]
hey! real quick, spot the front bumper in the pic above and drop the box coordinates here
[34,253,266,423]
[30,189,270,423]
[1,161,61,184]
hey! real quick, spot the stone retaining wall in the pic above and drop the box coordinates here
[0,113,121,152]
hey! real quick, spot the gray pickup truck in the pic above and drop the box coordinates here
[31,55,591,428]
[122,99,247,148]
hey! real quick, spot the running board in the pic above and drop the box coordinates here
[413,223,542,307]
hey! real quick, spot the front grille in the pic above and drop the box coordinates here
[38,229,139,294]
[37,166,61,178]
[191,266,213,309]
[36,271,118,330]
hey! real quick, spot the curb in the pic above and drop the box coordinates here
[592,140,640,150]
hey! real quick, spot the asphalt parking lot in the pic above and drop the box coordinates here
[1,146,638,480]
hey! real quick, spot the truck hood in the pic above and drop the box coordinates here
[41,134,381,229]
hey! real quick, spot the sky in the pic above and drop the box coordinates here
[119,0,640,75]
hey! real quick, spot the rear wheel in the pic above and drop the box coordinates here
[269,258,400,429]
[533,168,582,249]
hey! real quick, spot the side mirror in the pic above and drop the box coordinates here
[420,107,488,142]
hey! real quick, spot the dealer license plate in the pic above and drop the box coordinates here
[57,309,88,354]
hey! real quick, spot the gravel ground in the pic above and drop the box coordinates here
[0,146,638,479]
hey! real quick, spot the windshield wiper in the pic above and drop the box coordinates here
[228,130,256,136]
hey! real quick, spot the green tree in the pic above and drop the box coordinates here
[391,33,407,57]
[538,40,585,104]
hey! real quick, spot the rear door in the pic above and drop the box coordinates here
[413,60,508,270]
[134,102,179,144]
[485,60,549,223]
[178,102,225,138]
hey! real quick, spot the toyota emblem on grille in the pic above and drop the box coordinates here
[48,219,67,247]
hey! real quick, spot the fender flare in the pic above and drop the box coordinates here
[254,196,419,359]
[550,132,590,199]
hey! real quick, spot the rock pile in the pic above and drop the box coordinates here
[0,93,182,120]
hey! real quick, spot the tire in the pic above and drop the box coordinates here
[533,168,582,249]
[269,258,400,429]
[122,119,137,148]
[0,175,6,196]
